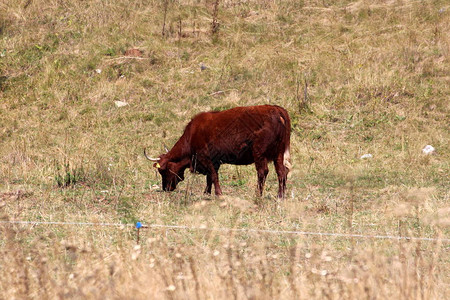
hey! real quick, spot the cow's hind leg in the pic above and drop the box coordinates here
[255,158,269,197]
[274,156,289,199]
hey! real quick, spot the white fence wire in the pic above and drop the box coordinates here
[1,220,448,243]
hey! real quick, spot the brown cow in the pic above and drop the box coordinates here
[145,105,291,198]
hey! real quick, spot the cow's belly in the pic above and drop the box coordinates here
[213,147,254,165]
[192,143,256,174]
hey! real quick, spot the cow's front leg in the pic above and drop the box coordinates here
[210,168,222,196]
[198,156,222,196]
[204,173,212,194]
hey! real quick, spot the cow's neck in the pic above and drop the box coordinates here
[166,137,191,164]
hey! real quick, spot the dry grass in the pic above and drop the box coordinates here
[1,216,448,299]
[0,0,449,299]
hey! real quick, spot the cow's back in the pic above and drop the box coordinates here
[188,105,290,164]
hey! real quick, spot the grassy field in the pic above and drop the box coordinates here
[1,0,449,298]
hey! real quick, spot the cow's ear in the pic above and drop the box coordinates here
[153,162,161,168]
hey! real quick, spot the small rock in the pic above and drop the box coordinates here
[166,285,176,292]
[114,100,128,108]
[95,69,102,74]
[360,153,373,159]
[248,10,259,17]
[422,145,435,155]
[124,48,143,57]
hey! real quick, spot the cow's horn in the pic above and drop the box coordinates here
[163,143,169,153]
[143,148,160,161]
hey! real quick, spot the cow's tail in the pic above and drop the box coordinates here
[283,145,292,171]
[278,107,292,171]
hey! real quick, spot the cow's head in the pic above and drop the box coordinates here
[144,149,185,192]
[155,156,186,191]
